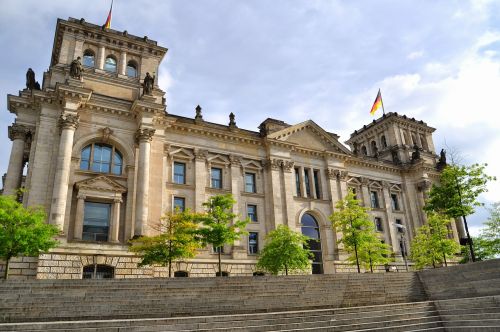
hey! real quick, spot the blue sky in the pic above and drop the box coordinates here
[0,0,498,233]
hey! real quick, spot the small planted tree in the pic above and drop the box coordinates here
[256,225,312,275]
[196,194,249,276]
[410,212,460,269]
[129,209,201,277]
[0,195,59,279]
[329,190,391,273]
[425,163,495,261]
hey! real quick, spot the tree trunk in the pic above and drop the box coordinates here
[369,254,373,273]
[217,250,222,277]
[354,242,360,273]
[168,257,172,278]
[285,265,288,276]
[4,256,11,280]
[443,253,447,267]
[462,215,476,262]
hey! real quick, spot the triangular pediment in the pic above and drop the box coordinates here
[169,147,194,160]
[75,175,127,193]
[207,154,229,165]
[268,120,351,154]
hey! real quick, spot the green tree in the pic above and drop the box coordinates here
[463,203,500,262]
[129,210,201,277]
[0,195,59,279]
[256,225,312,275]
[424,163,495,262]
[410,212,460,269]
[329,190,391,273]
[196,194,249,276]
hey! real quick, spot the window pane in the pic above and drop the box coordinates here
[301,226,319,239]
[313,170,320,199]
[245,173,256,193]
[391,194,399,210]
[81,145,91,160]
[370,191,379,208]
[104,57,117,72]
[301,213,318,227]
[249,232,258,254]
[174,197,185,212]
[211,168,222,188]
[247,205,257,222]
[80,160,89,170]
[126,64,137,78]
[83,53,95,67]
[174,162,186,184]
[304,169,311,197]
[295,168,301,196]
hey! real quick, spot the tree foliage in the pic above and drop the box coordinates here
[425,164,495,218]
[129,209,201,277]
[256,225,312,275]
[0,195,59,279]
[410,212,460,269]
[465,202,500,261]
[196,194,249,276]
[329,190,392,273]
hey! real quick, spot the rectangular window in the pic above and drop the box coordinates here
[173,162,186,184]
[82,202,111,242]
[396,219,404,233]
[211,167,222,189]
[304,169,311,197]
[391,193,400,211]
[173,197,185,212]
[351,188,358,200]
[370,191,380,208]
[247,204,258,222]
[213,246,224,254]
[295,168,301,197]
[245,173,256,193]
[249,232,259,254]
[313,170,321,199]
[375,217,383,232]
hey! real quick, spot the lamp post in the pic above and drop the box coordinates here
[394,222,409,272]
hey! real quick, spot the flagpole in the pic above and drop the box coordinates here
[379,88,386,115]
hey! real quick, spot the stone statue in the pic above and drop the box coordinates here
[391,149,401,164]
[411,144,421,162]
[372,145,379,158]
[439,149,446,164]
[26,68,36,90]
[229,112,236,127]
[195,105,203,120]
[143,72,155,95]
[69,57,83,79]
[352,142,359,155]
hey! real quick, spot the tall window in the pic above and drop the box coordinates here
[381,135,387,148]
[375,217,384,232]
[248,232,259,254]
[391,193,400,211]
[361,145,367,156]
[313,170,321,199]
[396,219,404,233]
[173,197,185,212]
[126,61,137,78]
[245,173,256,193]
[211,167,222,189]
[295,168,301,197]
[213,246,224,254]
[350,188,358,200]
[301,213,323,274]
[304,169,311,197]
[173,162,186,184]
[83,202,111,242]
[104,56,117,73]
[82,50,95,68]
[247,204,257,222]
[80,143,123,175]
[370,191,380,208]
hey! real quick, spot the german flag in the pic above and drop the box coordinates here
[370,89,384,116]
[103,0,113,29]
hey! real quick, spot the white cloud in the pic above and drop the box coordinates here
[407,51,424,60]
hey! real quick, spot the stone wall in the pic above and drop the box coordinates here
[0,257,38,280]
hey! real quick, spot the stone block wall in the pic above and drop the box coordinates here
[0,257,38,280]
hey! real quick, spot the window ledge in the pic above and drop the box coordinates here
[75,169,127,180]
[206,187,231,194]
[167,182,195,189]
[294,196,329,203]
[241,191,265,198]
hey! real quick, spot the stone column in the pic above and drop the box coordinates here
[134,128,155,236]
[73,194,85,240]
[360,177,371,208]
[282,161,296,228]
[338,171,349,199]
[229,155,242,216]
[310,169,317,199]
[194,149,208,212]
[97,45,106,70]
[326,169,340,208]
[300,167,307,197]
[49,113,79,231]
[3,124,27,195]
[416,179,432,225]
[268,159,284,228]
[110,198,122,243]
[382,182,398,250]
[119,51,127,76]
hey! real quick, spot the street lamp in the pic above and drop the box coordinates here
[394,222,409,272]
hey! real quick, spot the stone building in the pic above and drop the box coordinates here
[1,18,461,279]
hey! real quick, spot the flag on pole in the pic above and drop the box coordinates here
[103,0,113,29]
[370,89,384,116]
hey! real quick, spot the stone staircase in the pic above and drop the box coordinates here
[0,259,498,331]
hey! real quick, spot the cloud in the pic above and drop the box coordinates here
[407,51,424,60]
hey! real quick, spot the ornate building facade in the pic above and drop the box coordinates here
[1,18,462,279]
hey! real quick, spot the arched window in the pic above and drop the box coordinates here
[83,50,95,68]
[80,143,123,175]
[82,264,114,279]
[371,140,377,152]
[361,145,367,156]
[381,135,387,148]
[301,213,323,274]
[174,271,188,277]
[126,60,137,78]
[104,56,117,73]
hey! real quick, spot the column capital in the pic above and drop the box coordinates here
[282,160,294,173]
[8,123,28,141]
[58,113,79,130]
[114,198,123,204]
[77,193,86,200]
[229,154,242,167]
[194,148,208,161]
[135,128,155,143]
[265,158,283,171]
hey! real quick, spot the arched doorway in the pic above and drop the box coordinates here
[301,213,323,274]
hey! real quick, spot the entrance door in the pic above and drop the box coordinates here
[301,213,323,274]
